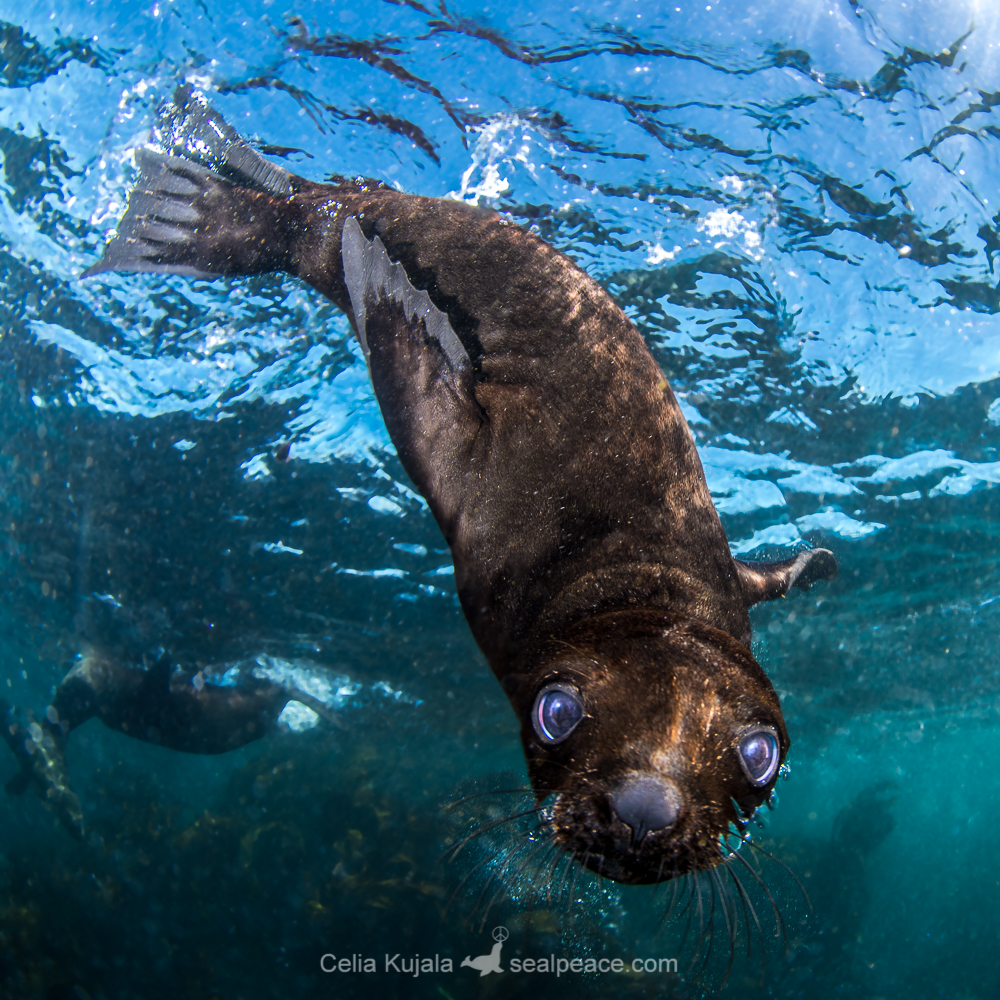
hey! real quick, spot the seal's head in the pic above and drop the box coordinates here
[506,610,788,885]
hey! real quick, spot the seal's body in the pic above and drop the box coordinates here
[13,91,835,880]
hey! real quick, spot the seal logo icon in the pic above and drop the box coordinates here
[460,926,507,977]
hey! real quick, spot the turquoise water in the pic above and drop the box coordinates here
[1,0,999,997]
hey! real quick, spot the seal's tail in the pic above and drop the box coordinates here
[83,87,299,280]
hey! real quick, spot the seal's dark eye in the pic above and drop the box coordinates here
[532,685,583,744]
[738,729,779,786]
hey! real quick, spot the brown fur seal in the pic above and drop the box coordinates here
[28,89,837,880]
[2,650,342,838]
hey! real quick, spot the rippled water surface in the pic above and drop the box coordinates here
[1,1,999,997]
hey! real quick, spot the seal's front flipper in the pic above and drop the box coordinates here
[83,87,298,280]
[284,689,349,731]
[341,216,481,527]
[736,548,837,607]
[1,700,84,839]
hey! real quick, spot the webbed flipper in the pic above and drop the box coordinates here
[154,84,296,196]
[341,216,481,527]
[82,87,297,280]
[1,700,84,840]
[735,547,838,607]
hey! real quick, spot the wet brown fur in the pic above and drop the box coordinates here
[70,109,837,880]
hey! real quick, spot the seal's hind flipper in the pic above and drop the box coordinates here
[155,85,296,198]
[83,89,298,280]
[736,547,837,606]
[82,150,224,278]
[0,700,84,839]
[341,217,481,526]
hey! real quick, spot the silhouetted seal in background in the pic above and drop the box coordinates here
[2,649,342,837]
[9,89,836,881]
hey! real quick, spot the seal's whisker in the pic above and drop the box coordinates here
[470,861,509,933]
[675,864,700,960]
[653,853,667,886]
[696,867,712,950]
[443,843,509,920]
[476,837,556,933]
[551,847,576,911]
[525,849,565,918]
[676,880,694,967]
[464,832,557,931]
[720,854,755,961]
[730,849,786,949]
[660,866,683,930]
[721,865,743,973]
[448,818,551,922]
[723,855,768,984]
[569,846,601,912]
[728,854,767,967]
[540,641,601,677]
[674,861,698,932]
[690,869,709,975]
[701,866,722,977]
[709,864,737,987]
[536,758,586,778]
[441,804,546,862]
[745,840,812,912]
[562,846,585,916]
[651,873,674,933]
[688,869,718,984]
[555,848,577,908]
[477,885,507,933]
[478,877,514,932]
[443,787,535,809]
[538,840,569,908]
[510,835,559,901]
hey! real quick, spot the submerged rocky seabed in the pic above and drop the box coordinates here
[1,0,999,997]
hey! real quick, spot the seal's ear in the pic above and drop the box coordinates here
[735,548,837,607]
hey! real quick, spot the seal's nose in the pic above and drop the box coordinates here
[610,775,681,846]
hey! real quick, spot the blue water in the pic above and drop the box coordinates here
[1,0,999,997]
